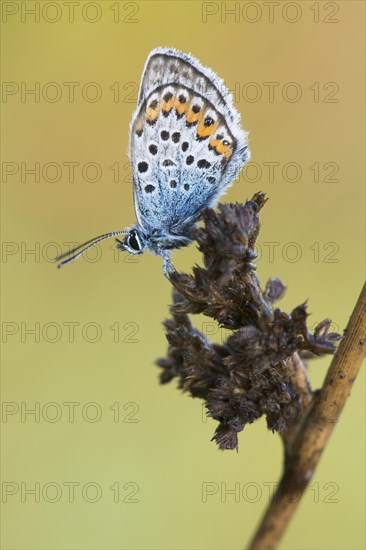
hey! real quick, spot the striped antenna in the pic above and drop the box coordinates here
[56,230,128,268]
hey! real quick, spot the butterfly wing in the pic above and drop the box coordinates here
[129,47,250,233]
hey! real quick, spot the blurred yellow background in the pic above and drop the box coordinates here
[1,1,365,549]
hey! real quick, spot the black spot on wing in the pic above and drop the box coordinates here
[204,117,214,127]
[197,159,211,169]
[162,159,175,167]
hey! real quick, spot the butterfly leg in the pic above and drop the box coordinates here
[162,251,176,279]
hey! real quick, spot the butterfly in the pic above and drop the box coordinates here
[56,47,250,275]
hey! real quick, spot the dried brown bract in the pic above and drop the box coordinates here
[157,193,341,450]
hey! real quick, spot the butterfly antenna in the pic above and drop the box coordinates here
[56,230,128,268]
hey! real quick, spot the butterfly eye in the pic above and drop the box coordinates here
[127,230,141,252]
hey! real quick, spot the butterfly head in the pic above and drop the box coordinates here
[117,227,147,255]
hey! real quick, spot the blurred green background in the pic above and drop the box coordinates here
[1,1,365,549]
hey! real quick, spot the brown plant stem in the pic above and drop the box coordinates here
[281,352,313,453]
[249,282,366,550]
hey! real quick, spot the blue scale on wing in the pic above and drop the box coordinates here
[130,86,235,233]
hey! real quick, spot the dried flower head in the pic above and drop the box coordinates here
[157,194,341,450]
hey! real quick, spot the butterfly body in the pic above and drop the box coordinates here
[57,47,250,274]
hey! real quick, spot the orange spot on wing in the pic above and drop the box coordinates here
[175,97,188,116]
[135,118,143,135]
[146,105,159,123]
[197,119,219,139]
[209,138,223,151]
[162,95,174,114]
[186,106,203,125]
[209,138,234,158]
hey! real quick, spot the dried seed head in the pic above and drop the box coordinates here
[157,195,341,450]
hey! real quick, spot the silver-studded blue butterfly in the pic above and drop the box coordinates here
[56,47,250,275]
